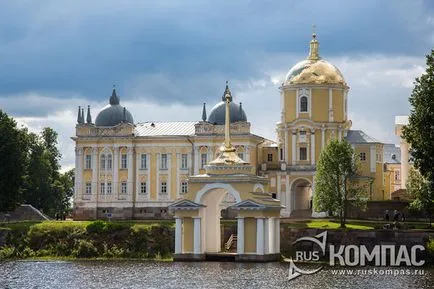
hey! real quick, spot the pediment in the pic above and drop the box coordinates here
[168,199,205,210]
[230,199,266,210]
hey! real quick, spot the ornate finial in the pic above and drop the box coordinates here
[77,106,82,124]
[202,103,207,122]
[239,102,243,117]
[123,107,126,121]
[222,81,233,102]
[308,25,320,61]
[110,85,120,105]
[86,105,92,124]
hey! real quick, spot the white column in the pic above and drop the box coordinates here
[135,151,141,198]
[91,147,98,202]
[338,128,342,141]
[194,147,199,175]
[146,153,151,200]
[127,147,134,199]
[291,131,296,165]
[245,146,250,162]
[175,217,182,254]
[187,152,192,176]
[400,141,409,189]
[167,153,171,199]
[237,217,244,254]
[328,88,333,122]
[176,153,180,198]
[75,147,83,199]
[193,217,201,254]
[113,146,119,196]
[264,218,270,254]
[284,129,288,163]
[274,218,280,253]
[285,174,290,216]
[370,145,376,173]
[310,130,315,165]
[256,218,264,255]
[156,153,160,200]
[321,128,325,149]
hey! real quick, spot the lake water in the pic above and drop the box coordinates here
[0,260,433,289]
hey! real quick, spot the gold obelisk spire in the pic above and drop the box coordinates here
[223,81,235,152]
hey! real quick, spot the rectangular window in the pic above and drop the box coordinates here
[107,182,112,194]
[238,153,244,160]
[85,154,92,169]
[140,182,147,194]
[181,181,188,194]
[121,182,127,194]
[85,182,92,194]
[100,182,105,195]
[359,152,366,161]
[299,147,307,161]
[181,154,188,169]
[280,148,284,161]
[100,156,106,170]
[201,153,207,168]
[394,170,400,181]
[376,153,382,162]
[140,154,147,170]
[161,182,167,194]
[161,154,167,169]
[107,155,112,169]
[267,153,273,162]
[121,154,127,169]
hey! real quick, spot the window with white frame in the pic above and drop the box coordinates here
[121,153,127,169]
[181,154,188,169]
[107,154,112,169]
[160,182,167,194]
[140,154,147,170]
[299,147,307,161]
[181,181,188,194]
[238,153,244,160]
[85,154,92,169]
[85,182,92,194]
[394,170,400,181]
[120,181,127,194]
[161,154,168,169]
[107,182,112,194]
[267,153,273,162]
[140,182,147,194]
[300,96,308,112]
[100,182,105,195]
[201,153,207,168]
[359,152,366,161]
[100,154,106,170]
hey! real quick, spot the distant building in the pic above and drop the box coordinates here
[72,32,407,220]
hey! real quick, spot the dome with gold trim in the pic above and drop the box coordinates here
[284,33,347,86]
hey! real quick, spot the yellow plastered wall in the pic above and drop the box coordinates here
[287,133,293,163]
[244,217,257,253]
[312,88,329,122]
[284,90,296,122]
[150,153,157,200]
[182,218,194,253]
[171,153,177,199]
[333,89,344,122]
[315,130,322,161]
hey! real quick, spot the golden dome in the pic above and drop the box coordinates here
[284,33,347,86]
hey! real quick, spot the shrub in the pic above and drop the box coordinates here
[0,246,16,260]
[86,220,106,234]
[72,240,98,258]
[427,238,434,264]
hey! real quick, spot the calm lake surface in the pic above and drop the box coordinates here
[0,260,433,289]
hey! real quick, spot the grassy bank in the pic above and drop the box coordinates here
[0,220,174,261]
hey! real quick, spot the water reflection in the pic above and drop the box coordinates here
[0,260,433,289]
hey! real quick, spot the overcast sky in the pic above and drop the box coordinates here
[0,0,433,171]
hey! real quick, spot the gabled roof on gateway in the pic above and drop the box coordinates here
[345,130,380,144]
[134,121,197,136]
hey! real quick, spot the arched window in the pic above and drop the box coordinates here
[100,154,106,170]
[300,96,308,112]
[107,154,112,169]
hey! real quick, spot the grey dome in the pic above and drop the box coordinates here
[95,88,134,127]
[207,101,247,125]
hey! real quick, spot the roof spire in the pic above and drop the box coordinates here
[221,81,233,102]
[80,108,85,123]
[239,102,243,117]
[77,106,82,124]
[86,105,92,124]
[109,85,120,105]
[123,107,126,121]
[308,25,320,61]
[202,103,207,122]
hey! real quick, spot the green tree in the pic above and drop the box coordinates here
[0,110,29,212]
[402,50,434,226]
[313,139,366,228]
[406,167,433,227]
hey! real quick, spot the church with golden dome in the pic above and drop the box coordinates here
[72,32,395,220]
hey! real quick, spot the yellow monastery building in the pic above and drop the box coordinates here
[72,33,408,220]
